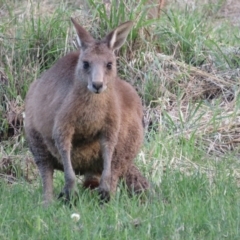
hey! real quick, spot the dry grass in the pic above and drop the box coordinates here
[0,154,37,183]
[128,51,240,156]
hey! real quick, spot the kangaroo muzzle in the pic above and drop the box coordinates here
[88,66,106,94]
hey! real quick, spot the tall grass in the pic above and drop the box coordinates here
[1,3,72,98]
[0,2,74,140]
[155,2,240,68]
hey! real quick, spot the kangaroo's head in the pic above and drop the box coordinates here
[71,18,133,94]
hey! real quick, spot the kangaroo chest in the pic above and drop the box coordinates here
[70,106,104,170]
[67,90,115,145]
[73,106,105,143]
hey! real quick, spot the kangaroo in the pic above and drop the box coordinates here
[24,18,149,205]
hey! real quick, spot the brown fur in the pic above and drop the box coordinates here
[24,19,149,205]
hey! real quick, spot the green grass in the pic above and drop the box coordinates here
[1,157,240,239]
[1,0,240,239]
[155,3,240,68]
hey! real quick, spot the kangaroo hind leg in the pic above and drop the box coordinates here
[26,129,54,206]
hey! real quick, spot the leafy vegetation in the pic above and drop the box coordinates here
[0,0,240,239]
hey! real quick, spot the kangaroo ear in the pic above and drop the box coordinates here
[105,21,133,51]
[71,18,94,49]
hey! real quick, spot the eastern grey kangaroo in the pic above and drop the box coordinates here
[24,18,149,205]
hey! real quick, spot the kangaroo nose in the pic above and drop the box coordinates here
[92,82,103,91]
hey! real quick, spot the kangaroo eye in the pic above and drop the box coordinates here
[106,62,112,70]
[83,61,90,70]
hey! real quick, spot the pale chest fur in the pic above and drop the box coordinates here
[69,98,108,172]
[70,88,116,141]
[73,101,107,141]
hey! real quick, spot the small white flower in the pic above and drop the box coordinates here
[71,213,80,222]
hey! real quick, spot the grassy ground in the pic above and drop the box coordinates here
[1,0,240,239]
[1,163,240,239]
